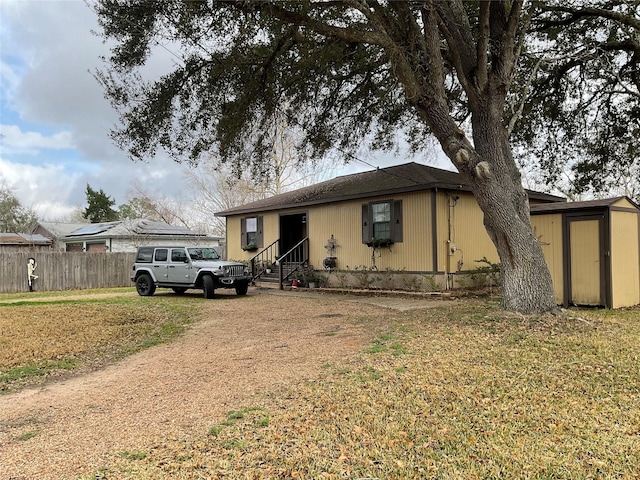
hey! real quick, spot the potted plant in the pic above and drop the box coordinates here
[365,238,394,249]
[302,265,321,288]
[242,243,258,252]
[265,261,273,274]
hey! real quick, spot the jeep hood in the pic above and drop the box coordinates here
[191,260,244,269]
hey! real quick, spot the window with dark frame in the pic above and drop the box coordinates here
[240,216,264,249]
[246,217,258,246]
[372,202,392,240]
[362,200,403,244]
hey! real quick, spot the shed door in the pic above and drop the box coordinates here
[569,219,602,306]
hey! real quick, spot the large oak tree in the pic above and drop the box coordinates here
[94,0,639,313]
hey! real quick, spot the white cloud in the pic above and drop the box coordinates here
[1,125,75,154]
[0,157,80,219]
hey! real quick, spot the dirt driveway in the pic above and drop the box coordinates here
[0,287,444,479]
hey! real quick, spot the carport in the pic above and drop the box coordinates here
[530,197,640,309]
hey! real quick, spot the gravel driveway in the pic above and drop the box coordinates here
[0,288,438,479]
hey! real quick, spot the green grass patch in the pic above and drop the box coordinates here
[17,430,40,441]
[118,450,147,461]
[208,407,269,437]
[0,358,78,384]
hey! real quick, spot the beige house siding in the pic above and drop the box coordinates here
[439,191,500,274]
[531,214,564,305]
[611,210,640,308]
[309,192,434,272]
[227,189,501,277]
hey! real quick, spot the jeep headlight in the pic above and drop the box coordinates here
[244,266,250,275]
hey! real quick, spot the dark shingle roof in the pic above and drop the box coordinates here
[530,196,640,214]
[216,162,564,216]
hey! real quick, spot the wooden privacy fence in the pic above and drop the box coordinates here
[0,252,137,294]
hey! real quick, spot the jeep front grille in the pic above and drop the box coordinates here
[225,265,245,277]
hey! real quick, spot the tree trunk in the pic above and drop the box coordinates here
[467,106,557,314]
[412,90,557,313]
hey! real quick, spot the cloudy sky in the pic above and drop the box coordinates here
[0,0,452,223]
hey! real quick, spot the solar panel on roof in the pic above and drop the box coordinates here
[68,223,113,236]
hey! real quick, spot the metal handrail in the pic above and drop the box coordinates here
[249,239,279,283]
[277,237,309,290]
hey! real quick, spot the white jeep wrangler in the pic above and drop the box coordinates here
[131,246,251,298]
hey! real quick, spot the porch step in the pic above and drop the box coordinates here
[257,271,280,284]
[253,262,302,286]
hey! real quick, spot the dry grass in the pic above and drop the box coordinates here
[0,290,197,392]
[101,301,640,479]
[2,289,639,479]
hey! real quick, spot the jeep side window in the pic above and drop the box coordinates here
[154,249,168,262]
[171,248,187,262]
[137,247,154,263]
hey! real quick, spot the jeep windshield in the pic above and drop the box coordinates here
[187,247,221,261]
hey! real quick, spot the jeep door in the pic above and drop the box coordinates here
[152,248,170,281]
[167,248,194,284]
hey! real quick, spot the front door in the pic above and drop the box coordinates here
[568,218,604,306]
[279,212,307,254]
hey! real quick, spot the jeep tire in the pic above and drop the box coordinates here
[136,273,156,296]
[203,275,215,299]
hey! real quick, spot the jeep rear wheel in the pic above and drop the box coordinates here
[136,273,156,296]
[203,275,215,299]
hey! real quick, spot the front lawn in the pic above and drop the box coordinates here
[103,301,640,479]
[0,289,199,392]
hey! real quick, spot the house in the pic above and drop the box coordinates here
[0,233,52,253]
[215,162,562,286]
[216,162,640,308]
[33,219,222,253]
[32,222,88,250]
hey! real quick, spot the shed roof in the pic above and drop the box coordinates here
[0,233,52,245]
[530,196,640,214]
[215,162,565,216]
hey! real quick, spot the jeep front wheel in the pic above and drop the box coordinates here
[235,282,249,296]
[202,275,215,299]
[136,273,156,296]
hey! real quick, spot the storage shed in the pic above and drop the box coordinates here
[530,197,640,309]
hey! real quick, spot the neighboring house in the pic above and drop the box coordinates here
[33,219,222,253]
[0,233,52,253]
[33,222,88,250]
[216,162,640,308]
